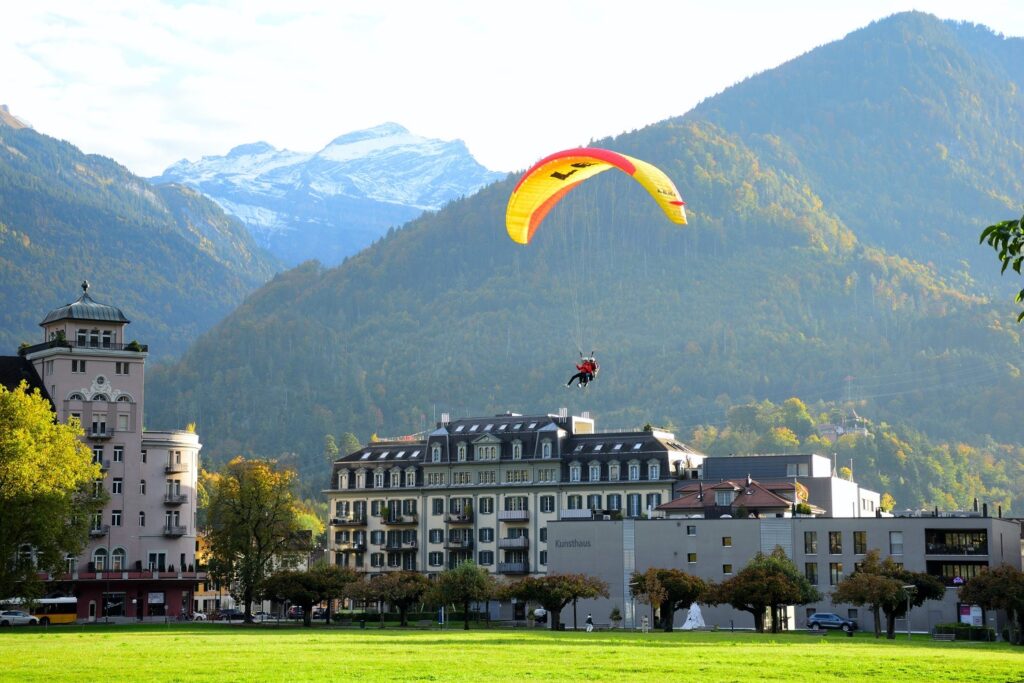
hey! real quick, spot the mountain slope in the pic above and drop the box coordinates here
[152,123,504,266]
[0,113,278,359]
[147,13,1024,509]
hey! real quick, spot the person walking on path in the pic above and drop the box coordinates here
[585,614,594,632]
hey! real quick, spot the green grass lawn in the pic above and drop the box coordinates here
[0,624,1022,682]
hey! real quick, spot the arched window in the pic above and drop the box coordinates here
[374,471,385,488]
[608,461,620,481]
[139,510,146,527]
[569,462,581,482]
[116,395,132,403]
[457,444,467,461]
[541,440,552,458]
[111,548,127,571]
[405,468,416,487]
[512,441,522,459]
[588,462,601,482]
[92,394,109,402]
[92,548,108,571]
[431,445,441,462]
[390,469,401,488]
[648,462,660,480]
[68,392,85,401]
[628,461,640,481]
[139,479,146,494]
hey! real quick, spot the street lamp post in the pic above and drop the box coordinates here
[902,585,917,640]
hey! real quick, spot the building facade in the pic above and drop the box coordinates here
[16,282,202,621]
[547,514,1022,632]
[325,412,705,586]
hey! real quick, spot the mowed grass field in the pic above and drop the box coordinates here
[1,624,1022,682]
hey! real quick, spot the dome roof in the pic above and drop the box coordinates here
[40,281,130,326]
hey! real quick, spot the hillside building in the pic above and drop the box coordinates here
[10,282,202,621]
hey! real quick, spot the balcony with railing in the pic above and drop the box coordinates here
[498,510,529,522]
[336,541,367,553]
[89,429,115,440]
[163,524,187,537]
[163,492,189,505]
[498,537,530,550]
[444,538,474,550]
[444,512,474,524]
[165,461,189,474]
[382,513,418,526]
[331,515,368,526]
[89,525,110,538]
[559,509,595,520]
[19,339,149,356]
[497,561,529,574]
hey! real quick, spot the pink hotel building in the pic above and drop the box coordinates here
[13,282,202,621]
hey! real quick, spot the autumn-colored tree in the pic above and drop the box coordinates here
[880,566,944,639]
[263,569,321,627]
[631,568,706,631]
[423,561,496,630]
[0,381,103,599]
[959,564,1024,644]
[347,571,430,627]
[204,457,308,621]
[309,562,359,624]
[832,552,903,636]
[502,573,608,631]
[707,547,820,633]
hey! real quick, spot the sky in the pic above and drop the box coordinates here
[2,1,1023,177]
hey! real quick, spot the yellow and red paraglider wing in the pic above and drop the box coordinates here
[505,147,687,245]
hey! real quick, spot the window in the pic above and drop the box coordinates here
[428,552,444,567]
[723,564,733,575]
[687,552,697,563]
[541,441,552,458]
[829,562,843,585]
[112,478,122,494]
[567,494,582,510]
[390,470,401,487]
[478,470,496,484]
[512,441,522,459]
[374,471,385,488]
[628,463,640,481]
[806,608,817,620]
[402,499,417,515]
[722,536,732,547]
[589,463,601,481]
[139,479,146,494]
[405,469,416,487]
[115,362,130,375]
[889,531,904,555]
[805,562,818,585]
[504,469,530,483]
[117,414,128,431]
[111,548,126,571]
[786,463,809,477]
[539,550,548,565]
[648,462,660,480]
[540,495,555,513]
[92,445,103,463]
[848,609,859,621]
[457,444,467,462]
[608,462,620,481]
[111,510,122,526]
[854,531,867,555]
[72,359,86,373]
[453,472,472,485]
[539,527,547,542]
[627,493,641,518]
[479,497,494,514]
[371,530,384,545]
[715,490,734,506]
[829,531,843,554]
[92,548,108,571]
[504,496,529,511]
[371,553,384,568]
[101,330,113,348]
[645,493,662,510]
[478,550,494,566]
[138,511,146,527]
[429,529,444,544]
[370,500,382,517]
[538,468,557,482]
[432,498,444,515]
[479,528,494,543]
[431,445,441,462]
[804,531,817,554]
[686,525,696,536]
[427,472,446,486]
[606,494,621,512]
[569,463,581,482]
[113,446,123,463]
[587,494,602,511]
[141,449,147,463]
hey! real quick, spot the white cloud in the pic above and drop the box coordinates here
[1,0,1022,176]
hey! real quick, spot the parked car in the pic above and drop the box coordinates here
[254,611,273,623]
[192,612,208,621]
[286,606,304,620]
[312,607,326,619]
[0,610,39,626]
[215,608,244,621]
[808,612,857,632]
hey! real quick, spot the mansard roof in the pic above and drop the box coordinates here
[0,356,51,403]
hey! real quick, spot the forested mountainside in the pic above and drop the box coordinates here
[152,123,504,267]
[0,114,278,359]
[147,13,1024,508]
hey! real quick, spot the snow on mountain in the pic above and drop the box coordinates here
[152,123,504,266]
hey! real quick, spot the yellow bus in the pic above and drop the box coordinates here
[1,597,78,625]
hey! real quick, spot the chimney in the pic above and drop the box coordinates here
[973,498,978,512]
[982,503,988,518]
[998,505,1002,518]
[559,407,568,419]
[440,412,450,426]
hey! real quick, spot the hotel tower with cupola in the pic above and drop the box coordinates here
[16,281,202,621]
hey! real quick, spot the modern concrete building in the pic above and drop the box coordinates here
[547,513,1022,632]
[14,282,202,621]
[325,411,705,591]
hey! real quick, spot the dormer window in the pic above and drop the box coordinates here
[431,444,441,462]
[628,462,640,481]
[355,471,366,489]
[374,471,385,488]
[716,490,735,506]
[457,444,467,462]
[405,468,416,487]
[569,462,581,482]
[390,469,401,487]
[648,462,660,480]
[338,471,349,489]
[541,441,552,459]
[608,462,620,481]
[589,462,601,482]
[512,441,522,459]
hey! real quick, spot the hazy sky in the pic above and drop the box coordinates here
[2,1,1023,177]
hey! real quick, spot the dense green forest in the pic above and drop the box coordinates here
[0,117,278,359]
[690,397,1022,514]
[145,13,1024,509]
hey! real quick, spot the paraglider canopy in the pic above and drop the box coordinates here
[505,147,687,245]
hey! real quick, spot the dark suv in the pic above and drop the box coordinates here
[808,612,857,632]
